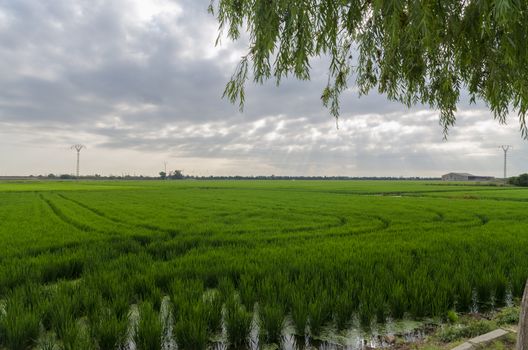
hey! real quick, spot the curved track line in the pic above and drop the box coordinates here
[57,194,178,237]
[39,194,96,232]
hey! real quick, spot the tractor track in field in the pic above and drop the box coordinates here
[281,215,348,233]
[144,215,393,262]
[57,193,179,237]
[260,214,391,243]
[225,214,349,236]
[39,194,98,232]
[40,192,489,258]
[57,194,350,238]
[47,192,489,253]
[57,193,124,224]
[57,193,392,246]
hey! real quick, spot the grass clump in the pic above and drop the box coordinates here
[495,306,520,325]
[438,319,496,343]
[447,310,459,323]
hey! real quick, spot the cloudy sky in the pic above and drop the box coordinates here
[0,0,526,177]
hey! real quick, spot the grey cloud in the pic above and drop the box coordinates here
[0,0,526,176]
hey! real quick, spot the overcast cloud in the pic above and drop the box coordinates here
[0,0,526,177]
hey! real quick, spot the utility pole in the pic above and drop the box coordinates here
[71,144,86,178]
[499,145,512,180]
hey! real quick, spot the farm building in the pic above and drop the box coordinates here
[441,172,495,181]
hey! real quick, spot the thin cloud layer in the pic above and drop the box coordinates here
[0,0,526,177]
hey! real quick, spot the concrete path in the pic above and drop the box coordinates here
[451,328,510,350]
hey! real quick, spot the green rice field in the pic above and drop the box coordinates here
[0,180,527,349]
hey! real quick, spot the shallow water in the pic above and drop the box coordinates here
[210,315,430,350]
[126,304,139,350]
[122,289,515,350]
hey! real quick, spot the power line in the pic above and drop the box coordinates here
[71,144,86,178]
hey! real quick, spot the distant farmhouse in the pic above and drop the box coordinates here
[441,172,495,181]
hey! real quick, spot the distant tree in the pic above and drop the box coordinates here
[211,0,528,137]
[509,173,528,187]
[159,171,167,180]
[170,170,184,180]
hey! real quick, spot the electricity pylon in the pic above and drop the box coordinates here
[71,144,86,178]
[499,145,512,180]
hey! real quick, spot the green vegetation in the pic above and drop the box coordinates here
[0,180,527,349]
[212,0,528,137]
[509,174,528,187]
[447,310,459,324]
[495,306,520,326]
[437,319,496,343]
[135,302,162,350]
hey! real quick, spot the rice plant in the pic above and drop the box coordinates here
[308,298,329,336]
[60,321,94,350]
[36,333,58,350]
[89,305,128,350]
[173,303,209,350]
[43,293,77,340]
[258,303,285,345]
[1,180,528,347]
[0,296,40,350]
[202,290,223,333]
[290,291,309,336]
[225,297,252,349]
[134,302,162,350]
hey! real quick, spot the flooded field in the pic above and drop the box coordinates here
[0,180,527,349]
